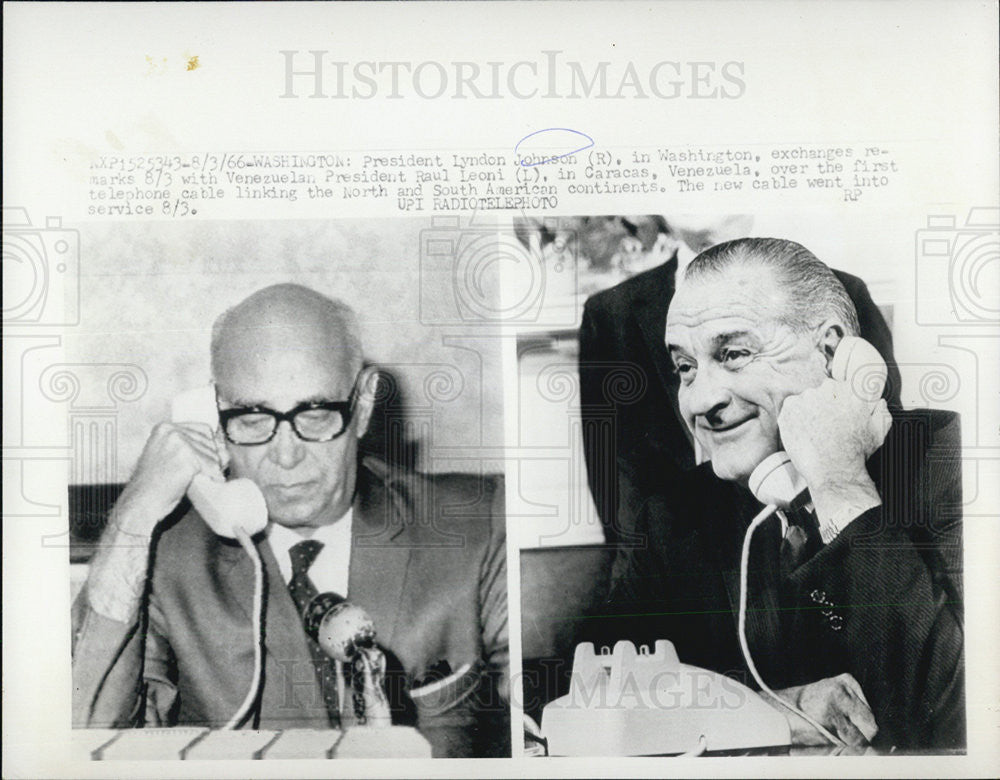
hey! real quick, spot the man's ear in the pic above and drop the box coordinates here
[817,320,847,374]
[352,365,380,439]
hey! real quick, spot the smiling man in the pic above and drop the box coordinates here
[576,214,902,546]
[600,238,964,751]
[72,284,509,758]
[667,241,884,519]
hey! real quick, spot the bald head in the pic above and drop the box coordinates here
[211,284,363,391]
[209,285,372,532]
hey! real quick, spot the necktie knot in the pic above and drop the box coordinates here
[780,506,823,574]
[290,539,324,579]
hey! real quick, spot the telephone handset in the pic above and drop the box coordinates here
[170,386,268,539]
[747,336,889,508]
[171,385,268,729]
[738,336,888,747]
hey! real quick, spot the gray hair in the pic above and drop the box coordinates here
[210,283,364,379]
[683,237,860,335]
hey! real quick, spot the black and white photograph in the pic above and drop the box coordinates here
[56,218,512,758]
[516,211,967,757]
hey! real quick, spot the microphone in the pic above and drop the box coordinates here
[303,594,390,727]
[303,594,375,661]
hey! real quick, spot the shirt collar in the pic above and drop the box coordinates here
[266,508,353,585]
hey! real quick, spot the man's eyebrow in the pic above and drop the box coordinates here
[218,396,262,408]
[710,330,754,350]
[221,393,346,409]
[297,393,350,405]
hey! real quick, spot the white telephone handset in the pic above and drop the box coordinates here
[170,386,268,539]
[738,336,888,746]
[747,336,889,509]
[170,385,269,729]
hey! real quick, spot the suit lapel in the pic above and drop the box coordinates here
[712,488,786,683]
[214,539,255,625]
[348,465,412,653]
[214,532,316,697]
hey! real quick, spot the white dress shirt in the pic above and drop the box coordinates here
[266,509,353,597]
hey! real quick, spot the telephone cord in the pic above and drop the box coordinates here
[738,503,845,747]
[224,527,265,730]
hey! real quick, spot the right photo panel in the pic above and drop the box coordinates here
[513,211,967,758]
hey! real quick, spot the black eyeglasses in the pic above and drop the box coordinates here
[217,383,359,446]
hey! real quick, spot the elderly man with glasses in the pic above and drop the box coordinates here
[71,284,509,758]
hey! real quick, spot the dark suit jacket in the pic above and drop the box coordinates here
[579,257,903,544]
[595,410,964,751]
[72,458,509,758]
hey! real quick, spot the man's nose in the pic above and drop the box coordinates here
[683,364,732,421]
[267,420,306,469]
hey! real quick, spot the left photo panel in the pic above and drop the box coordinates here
[57,217,512,758]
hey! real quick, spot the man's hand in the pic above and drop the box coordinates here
[114,422,227,537]
[778,378,890,535]
[769,673,879,747]
[778,377,890,491]
[83,422,226,623]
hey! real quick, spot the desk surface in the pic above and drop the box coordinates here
[75,726,432,760]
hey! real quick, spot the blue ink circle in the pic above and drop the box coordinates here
[515,128,594,167]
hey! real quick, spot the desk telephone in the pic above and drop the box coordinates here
[540,640,791,756]
[540,337,889,755]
